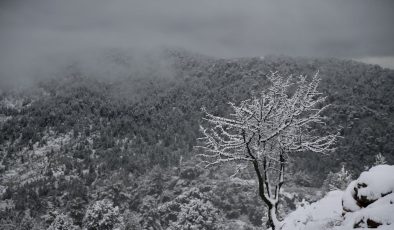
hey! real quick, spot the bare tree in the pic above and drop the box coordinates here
[197,72,339,229]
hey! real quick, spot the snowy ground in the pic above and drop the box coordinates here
[281,190,343,230]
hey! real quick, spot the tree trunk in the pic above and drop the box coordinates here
[252,160,282,230]
[251,154,285,230]
[267,204,280,230]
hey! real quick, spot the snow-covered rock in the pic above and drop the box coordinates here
[340,195,394,229]
[340,165,394,229]
[353,165,394,206]
[281,165,394,229]
[342,181,361,212]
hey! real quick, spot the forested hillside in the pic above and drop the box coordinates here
[1,50,393,229]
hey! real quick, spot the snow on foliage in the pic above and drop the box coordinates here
[1,131,72,190]
[373,153,387,166]
[158,188,223,230]
[47,213,77,230]
[82,199,124,230]
[323,164,353,191]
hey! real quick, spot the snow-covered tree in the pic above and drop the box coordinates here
[82,199,123,230]
[197,72,338,230]
[323,164,352,191]
[373,153,387,166]
[158,188,223,230]
[47,214,78,230]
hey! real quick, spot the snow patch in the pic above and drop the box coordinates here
[281,191,343,230]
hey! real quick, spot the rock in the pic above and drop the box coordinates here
[341,165,394,229]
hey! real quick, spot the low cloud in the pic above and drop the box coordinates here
[1,0,393,88]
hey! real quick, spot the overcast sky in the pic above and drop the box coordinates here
[1,0,394,88]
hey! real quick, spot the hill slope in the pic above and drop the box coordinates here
[0,50,393,228]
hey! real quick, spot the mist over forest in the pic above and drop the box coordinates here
[1,0,394,88]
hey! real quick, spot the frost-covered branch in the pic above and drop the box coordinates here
[196,71,339,230]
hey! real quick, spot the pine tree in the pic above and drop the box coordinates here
[323,164,352,191]
[373,153,387,166]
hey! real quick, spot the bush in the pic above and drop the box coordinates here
[83,199,123,230]
[158,188,224,229]
[48,214,78,230]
